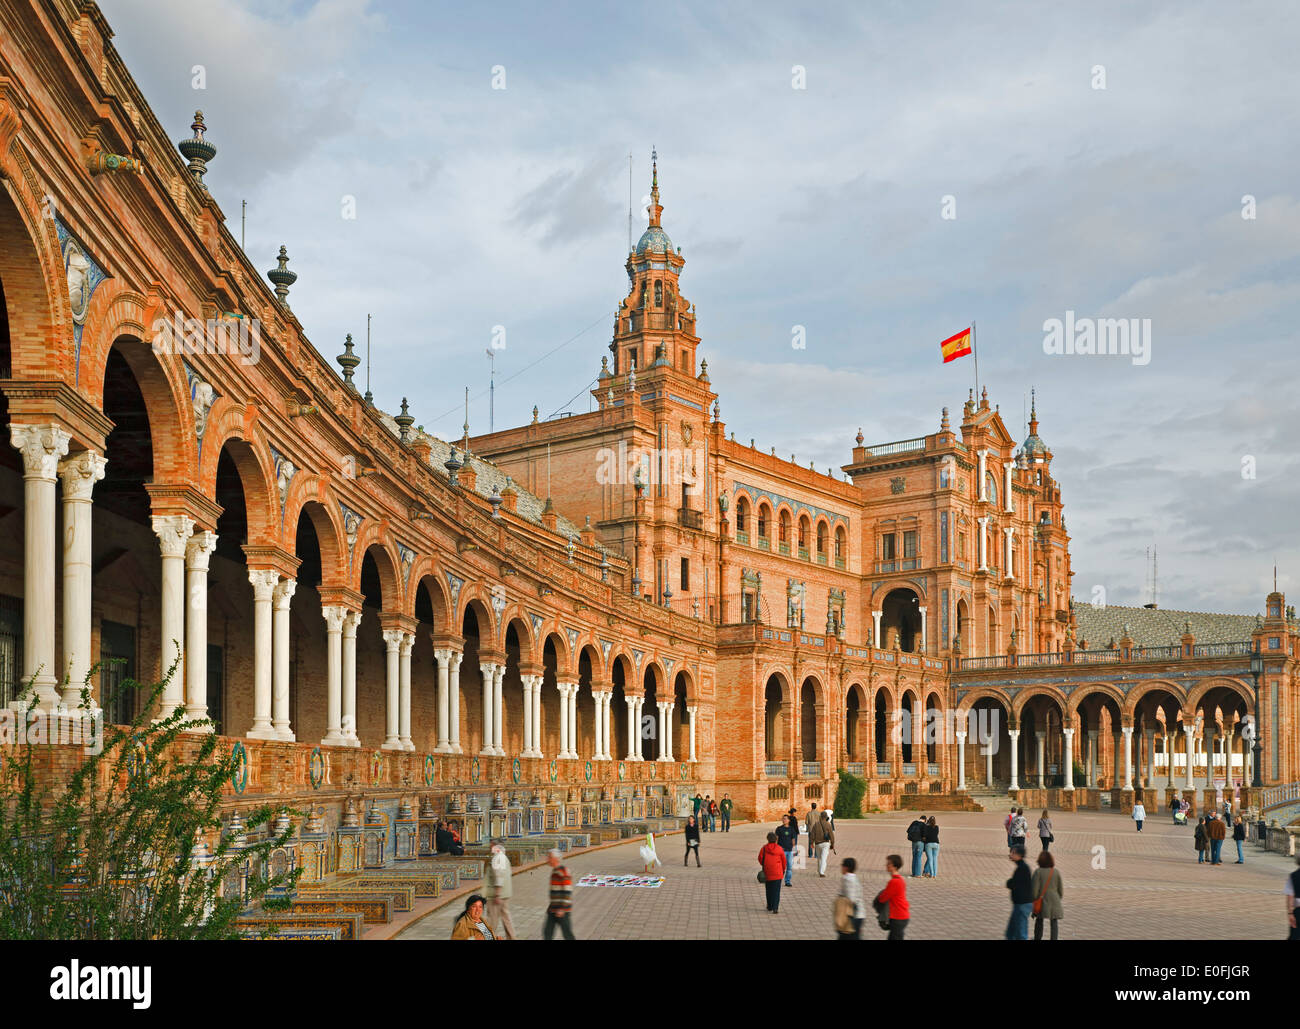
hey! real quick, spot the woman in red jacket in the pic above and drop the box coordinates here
[875,854,910,939]
[759,831,788,914]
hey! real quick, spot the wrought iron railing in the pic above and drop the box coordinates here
[863,436,926,457]
[801,761,821,777]
[764,761,788,777]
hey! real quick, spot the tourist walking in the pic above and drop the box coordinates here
[1233,817,1246,863]
[775,813,798,887]
[720,793,732,832]
[759,831,788,914]
[1194,816,1208,863]
[485,843,516,940]
[907,813,928,876]
[1030,851,1064,941]
[1005,845,1033,940]
[836,857,866,939]
[1010,808,1028,850]
[1223,800,1233,827]
[1038,810,1054,852]
[693,793,703,821]
[811,809,836,876]
[922,816,940,877]
[1170,796,1181,824]
[1132,800,1146,832]
[1207,811,1226,865]
[1005,807,1018,848]
[450,894,496,940]
[704,795,716,831]
[684,814,702,866]
[543,849,576,940]
[805,803,819,847]
[874,855,910,939]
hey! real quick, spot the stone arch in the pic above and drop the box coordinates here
[1067,681,1128,720]
[1011,685,1070,721]
[458,589,497,646]
[734,491,752,535]
[0,159,73,382]
[956,685,1015,716]
[755,498,772,541]
[763,670,793,763]
[407,559,453,631]
[574,636,604,681]
[1185,677,1254,717]
[542,630,572,678]
[358,540,403,613]
[814,515,830,559]
[501,608,537,666]
[845,682,868,760]
[879,585,923,652]
[209,431,279,545]
[286,489,346,587]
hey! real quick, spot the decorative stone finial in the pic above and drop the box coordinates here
[531,405,539,424]
[395,398,414,443]
[337,333,360,393]
[489,485,502,518]
[599,355,611,379]
[941,407,950,431]
[713,400,720,422]
[444,446,462,487]
[267,245,297,308]
[855,427,864,446]
[178,110,217,189]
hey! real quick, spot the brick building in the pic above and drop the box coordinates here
[0,0,1294,848]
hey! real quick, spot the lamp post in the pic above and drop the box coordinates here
[1248,643,1264,788]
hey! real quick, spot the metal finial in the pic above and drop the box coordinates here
[267,245,296,308]
[395,397,414,443]
[338,333,360,392]
[178,110,217,189]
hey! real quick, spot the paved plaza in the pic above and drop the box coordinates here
[398,810,1297,940]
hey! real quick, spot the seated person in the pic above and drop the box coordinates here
[435,820,465,856]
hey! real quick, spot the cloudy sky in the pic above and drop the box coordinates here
[101,0,1300,617]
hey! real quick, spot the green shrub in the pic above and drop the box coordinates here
[833,767,867,819]
[0,654,299,939]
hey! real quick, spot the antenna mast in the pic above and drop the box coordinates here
[628,150,634,252]
[364,313,373,406]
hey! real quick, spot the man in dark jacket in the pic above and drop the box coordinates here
[435,821,464,857]
[1005,845,1033,939]
[1207,812,1227,865]
[1232,817,1246,863]
[906,815,928,877]
[775,815,798,887]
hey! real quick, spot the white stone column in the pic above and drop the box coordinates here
[955,731,967,790]
[520,674,535,757]
[663,701,675,761]
[626,698,639,760]
[918,606,927,653]
[183,530,218,727]
[57,449,106,707]
[1062,727,1075,790]
[246,569,278,739]
[977,448,988,500]
[656,701,669,761]
[872,610,882,647]
[567,683,579,759]
[381,629,403,750]
[533,674,544,757]
[1036,731,1046,788]
[433,648,452,753]
[1004,527,1015,579]
[1204,726,1217,788]
[1086,730,1098,787]
[1183,725,1195,790]
[448,650,463,752]
[271,578,296,741]
[152,514,194,718]
[341,609,362,745]
[688,704,698,762]
[985,735,994,786]
[1122,725,1134,790]
[479,661,497,756]
[321,606,347,745]
[492,664,506,755]
[10,424,69,710]
[557,683,572,758]
[1008,728,1021,790]
[977,516,989,571]
[1005,462,1014,513]
[398,632,414,751]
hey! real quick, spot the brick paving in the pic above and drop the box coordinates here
[396,810,1298,940]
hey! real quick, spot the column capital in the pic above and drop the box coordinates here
[248,567,280,600]
[152,514,196,558]
[57,449,107,499]
[9,422,71,480]
[433,645,463,663]
[1062,726,1075,737]
[343,607,363,633]
[399,632,415,655]
[382,628,405,648]
[321,604,348,632]
[521,673,544,688]
[955,730,968,742]
[185,530,218,570]
[145,482,223,532]
[272,577,297,608]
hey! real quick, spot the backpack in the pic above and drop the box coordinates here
[906,820,924,843]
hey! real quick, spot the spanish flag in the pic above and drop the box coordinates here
[941,326,973,364]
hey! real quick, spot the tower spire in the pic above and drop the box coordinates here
[648,145,663,227]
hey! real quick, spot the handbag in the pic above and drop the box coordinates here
[757,869,766,883]
[872,897,891,931]
[1032,868,1054,916]
[833,896,853,933]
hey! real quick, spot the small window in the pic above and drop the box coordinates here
[881,534,897,560]
[655,280,663,306]
[681,558,690,591]
[757,509,767,538]
[1269,636,1281,649]
[627,348,638,369]
[903,531,917,559]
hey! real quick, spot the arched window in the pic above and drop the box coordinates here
[736,497,749,533]
[985,470,998,506]
[779,511,790,543]
[816,523,827,554]
[757,504,768,539]
[654,280,663,306]
[835,526,847,561]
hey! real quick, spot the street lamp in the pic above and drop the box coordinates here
[1248,643,1264,788]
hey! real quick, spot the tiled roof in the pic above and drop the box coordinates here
[1074,604,1256,649]
[373,410,610,556]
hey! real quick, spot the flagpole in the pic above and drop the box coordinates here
[972,319,979,400]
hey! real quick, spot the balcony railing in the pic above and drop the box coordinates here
[863,436,927,457]
[1072,649,1122,664]
[798,547,809,561]
[677,507,703,530]
[927,763,940,776]
[816,552,827,564]
[764,761,788,777]
[957,640,1255,672]
[757,536,770,550]
[834,557,845,569]
[876,762,892,777]
[845,762,865,776]
[801,761,821,777]
[875,560,896,573]
[902,762,917,776]
[778,541,791,555]
[1193,641,1253,657]
[735,530,749,544]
